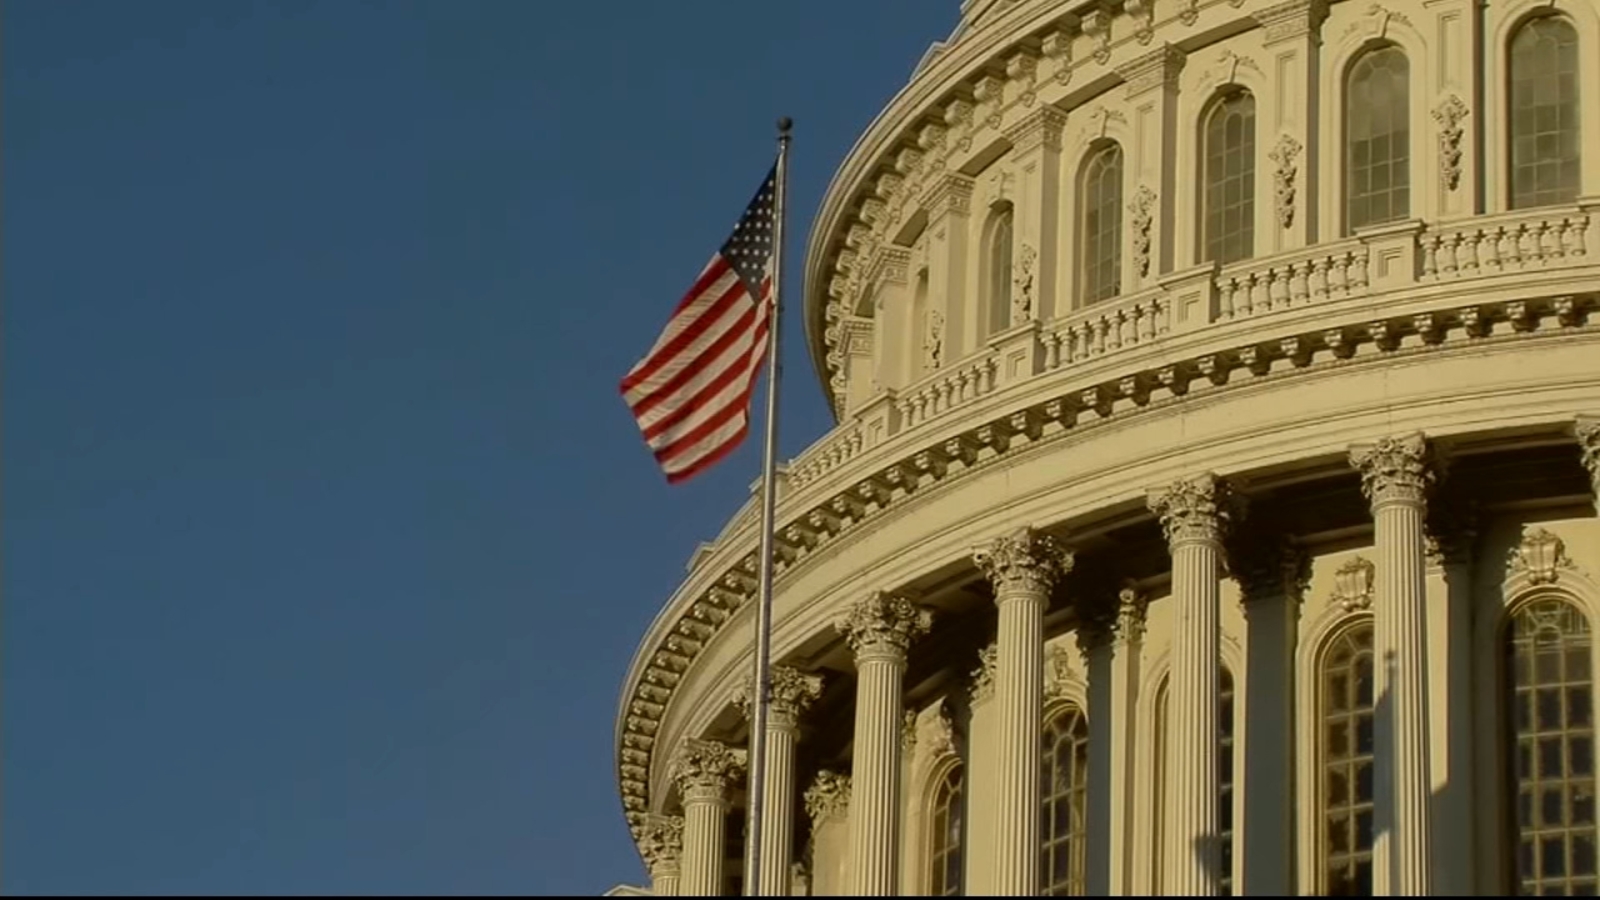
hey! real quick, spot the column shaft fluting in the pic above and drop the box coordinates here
[974,527,1070,897]
[1352,434,1434,897]
[1149,476,1228,896]
[848,653,905,895]
[739,666,822,897]
[836,593,931,897]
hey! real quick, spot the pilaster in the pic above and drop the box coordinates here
[1003,108,1066,321]
[1079,584,1147,896]
[973,526,1072,896]
[921,175,974,369]
[1577,415,1600,517]
[1115,44,1186,285]
[1349,433,1435,897]
[1148,474,1232,896]
[1254,0,1327,253]
[836,591,932,896]
[1424,494,1478,896]
[803,769,851,897]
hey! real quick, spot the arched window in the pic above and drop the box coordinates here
[1509,15,1581,209]
[985,204,1014,338]
[930,763,966,896]
[1202,91,1257,265]
[1042,706,1090,895]
[1345,45,1411,230]
[1152,667,1237,895]
[1082,143,1124,304]
[1322,621,1376,896]
[1505,597,1597,895]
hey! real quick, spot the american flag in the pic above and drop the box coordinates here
[620,165,777,484]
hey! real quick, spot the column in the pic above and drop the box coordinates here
[1349,433,1435,896]
[670,738,746,897]
[1425,497,1478,896]
[739,666,823,896]
[1079,586,1146,896]
[1578,415,1600,517]
[973,526,1073,896]
[835,591,932,896]
[1148,473,1231,896]
[803,770,852,896]
[638,814,684,896]
[1233,531,1304,895]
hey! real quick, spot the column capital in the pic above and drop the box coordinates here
[973,526,1073,598]
[1577,414,1600,481]
[803,769,852,826]
[1003,105,1067,155]
[638,814,684,876]
[1253,0,1329,45]
[1148,473,1234,547]
[1350,433,1434,509]
[969,641,999,702]
[669,738,746,806]
[1115,42,1185,97]
[836,591,932,662]
[736,666,823,731]
[921,173,975,222]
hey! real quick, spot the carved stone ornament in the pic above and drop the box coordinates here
[1148,473,1232,546]
[1509,528,1577,585]
[1012,242,1037,324]
[1044,644,1079,700]
[1576,415,1600,491]
[637,815,684,874]
[835,591,932,660]
[923,310,945,371]
[1331,556,1376,612]
[1349,433,1432,508]
[1114,586,1149,642]
[1269,133,1302,229]
[1128,185,1156,277]
[736,666,823,727]
[901,709,919,751]
[973,526,1073,596]
[1082,9,1113,64]
[969,641,999,701]
[803,769,851,824]
[1432,94,1469,192]
[669,738,746,802]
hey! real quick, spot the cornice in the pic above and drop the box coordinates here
[618,285,1600,855]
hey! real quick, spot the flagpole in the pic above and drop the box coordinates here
[743,116,791,897]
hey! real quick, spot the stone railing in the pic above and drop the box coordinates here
[789,423,866,489]
[1045,288,1170,369]
[1419,208,1593,281]
[893,349,1000,431]
[1214,237,1372,320]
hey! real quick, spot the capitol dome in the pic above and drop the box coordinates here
[615,0,1600,894]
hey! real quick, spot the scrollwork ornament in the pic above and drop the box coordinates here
[1012,243,1037,324]
[973,526,1073,596]
[835,591,932,661]
[1349,433,1432,509]
[1128,185,1156,276]
[1269,133,1302,229]
[1331,556,1376,612]
[1148,473,1231,546]
[1509,528,1577,585]
[923,309,945,370]
[969,642,999,701]
[1432,94,1469,192]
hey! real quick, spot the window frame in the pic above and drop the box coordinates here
[1198,88,1259,266]
[1505,12,1583,211]
[981,202,1015,341]
[928,758,968,897]
[1342,42,1414,233]
[1041,703,1091,895]
[1078,141,1125,306]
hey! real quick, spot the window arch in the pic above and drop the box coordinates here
[930,762,966,896]
[1509,15,1581,209]
[1504,596,1597,895]
[1321,620,1376,896]
[1201,90,1257,265]
[1042,705,1090,895]
[1345,44,1411,231]
[1081,142,1124,304]
[1152,666,1237,895]
[984,203,1014,338]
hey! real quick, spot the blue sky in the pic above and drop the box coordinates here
[3,0,952,894]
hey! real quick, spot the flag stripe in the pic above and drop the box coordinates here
[642,317,769,444]
[627,298,756,418]
[620,261,743,392]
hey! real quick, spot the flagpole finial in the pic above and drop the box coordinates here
[777,116,793,137]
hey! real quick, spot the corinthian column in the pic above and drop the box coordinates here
[638,814,684,896]
[1578,415,1600,517]
[738,667,823,896]
[973,527,1072,896]
[1148,474,1231,896]
[670,738,746,896]
[835,592,932,896]
[1350,433,1435,897]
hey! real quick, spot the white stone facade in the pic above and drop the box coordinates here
[616,0,1600,894]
